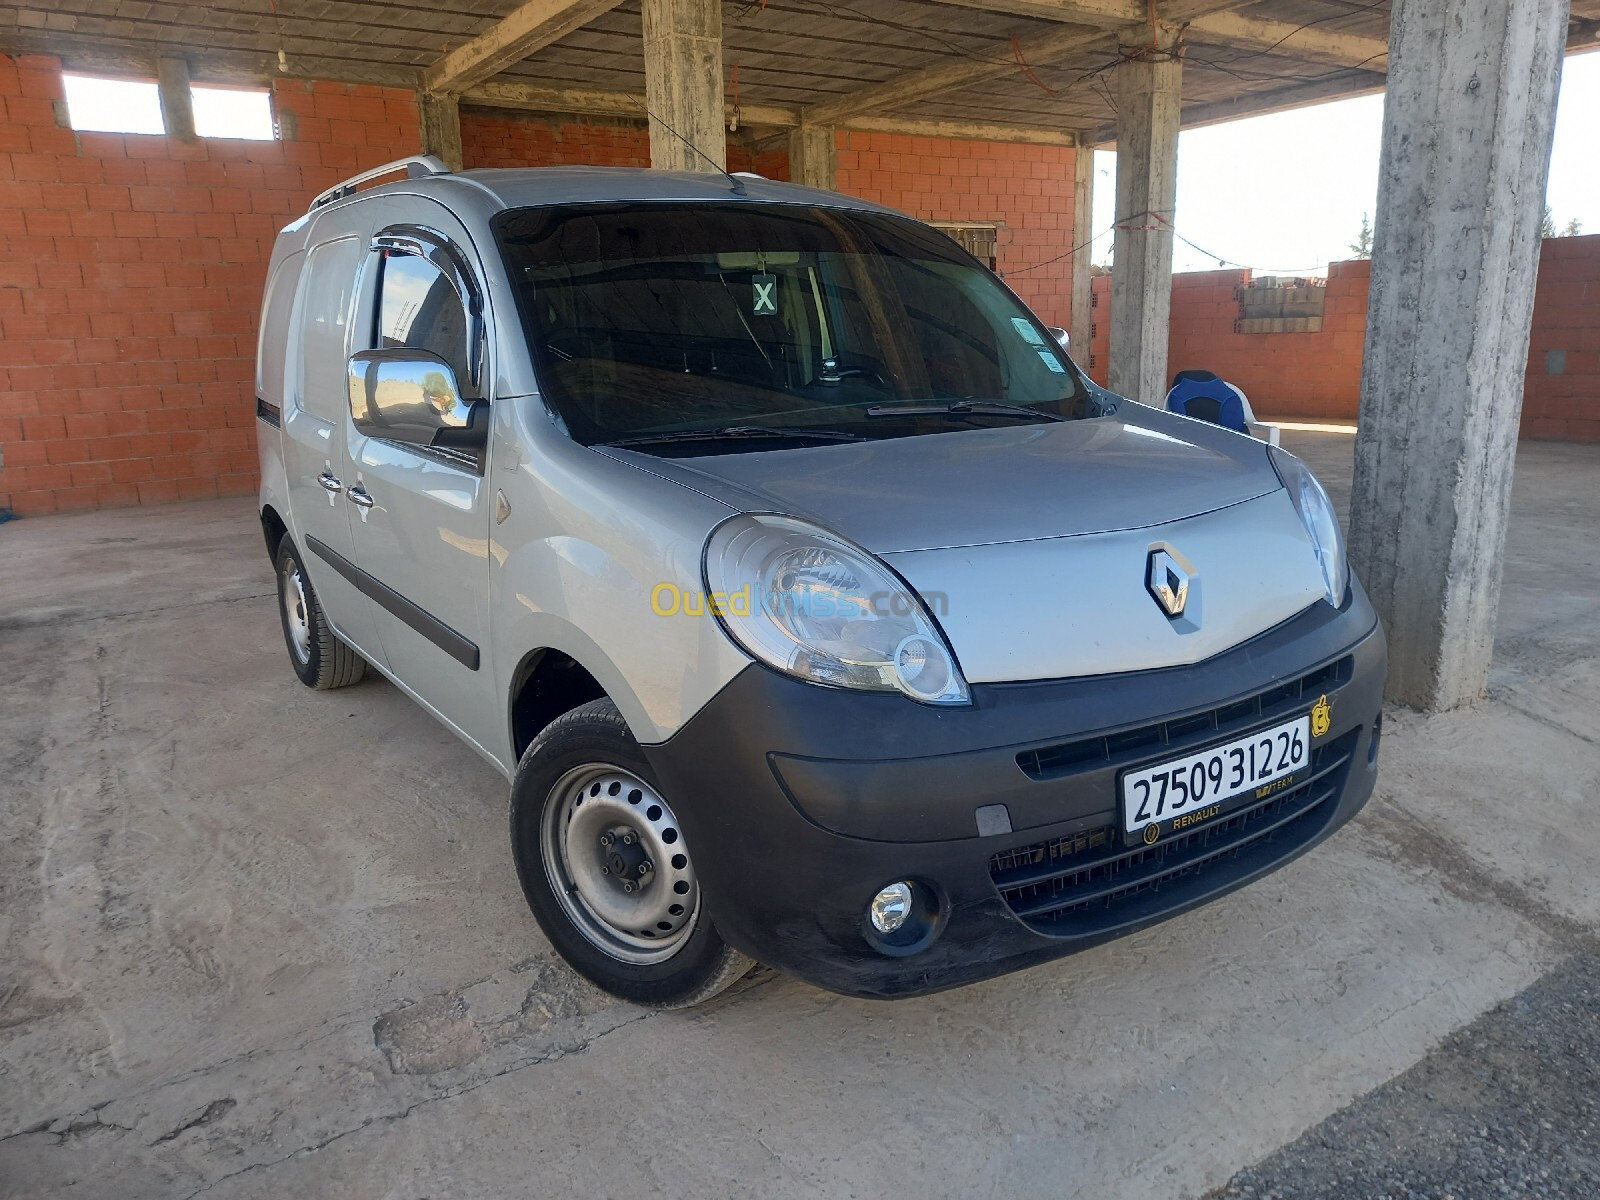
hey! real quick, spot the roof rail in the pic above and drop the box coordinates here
[309,155,451,211]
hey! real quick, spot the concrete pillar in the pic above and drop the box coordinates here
[788,124,836,190]
[155,56,195,143]
[1108,30,1181,403]
[1350,0,1567,711]
[418,92,464,172]
[1069,135,1095,363]
[642,0,725,172]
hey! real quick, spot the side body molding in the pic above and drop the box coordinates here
[305,534,480,671]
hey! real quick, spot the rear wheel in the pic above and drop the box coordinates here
[275,538,365,690]
[510,698,753,1007]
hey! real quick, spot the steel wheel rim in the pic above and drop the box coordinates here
[281,557,312,665]
[540,763,700,965]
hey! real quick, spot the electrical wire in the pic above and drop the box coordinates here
[1194,0,1389,71]
[1005,221,1119,277]
[1011,34,1058,97]
[1007,211,1335,279]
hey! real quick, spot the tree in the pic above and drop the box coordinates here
[1541,205,1557,238]
[1562,217,1584,237]
[1349,212,1373,259]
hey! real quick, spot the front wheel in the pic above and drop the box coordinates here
[510,698,753,1007]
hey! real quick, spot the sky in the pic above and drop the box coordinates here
[1090,48,1600,274]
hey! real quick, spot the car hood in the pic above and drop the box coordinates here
[598,406,1280,554]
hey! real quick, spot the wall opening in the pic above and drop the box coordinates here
[932,222,1000,271]
[192,85,276,140]
[62,73,164,135]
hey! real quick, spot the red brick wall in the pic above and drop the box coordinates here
[1089,238,1600,442]
[0,84,1077,517]
[834,131,1076,328]
[1088,272,1109,386]
[1087,264,1366,418]
[462,111,652,169]
[0,54,420,515]
[1163,261,1368,421]
[1524,234,1600,441]
[459,108,789,177]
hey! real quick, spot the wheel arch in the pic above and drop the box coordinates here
[260,503,290,565]
[507,647,609,761]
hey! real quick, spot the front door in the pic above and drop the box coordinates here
[280,217,386,666]
[342,198,499,765]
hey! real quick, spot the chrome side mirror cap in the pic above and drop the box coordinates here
[1048,326,1071,352]
[347,349,486,460]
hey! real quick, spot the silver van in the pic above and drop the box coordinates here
[256,157,1385,1005]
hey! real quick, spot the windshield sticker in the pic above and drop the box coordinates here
[1037,347,1067,373]
[1012,317,1045,346]
[752,273,778,316]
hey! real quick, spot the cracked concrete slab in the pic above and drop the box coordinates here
[2,434,1598,1199]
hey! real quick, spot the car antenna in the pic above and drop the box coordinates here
[637,100,747,196]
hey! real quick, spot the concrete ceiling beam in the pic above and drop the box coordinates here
[0,28,424,89]
[794,0,1255,126]
[462,81,1078,144]
[422,0,628,95]
[926,1,1390,68]
[1186,12,1390,69]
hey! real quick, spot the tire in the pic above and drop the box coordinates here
[274,537,366,691]
[510,698,754,1007]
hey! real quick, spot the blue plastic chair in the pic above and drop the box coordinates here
[1165,370,1250,434]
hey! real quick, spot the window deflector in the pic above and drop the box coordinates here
[371,226,486,393]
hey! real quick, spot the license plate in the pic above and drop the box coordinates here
[1120,714,1311,841]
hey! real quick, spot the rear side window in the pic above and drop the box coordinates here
[291,237,364,422]
[256,251,303,401]
[376,252,470,389]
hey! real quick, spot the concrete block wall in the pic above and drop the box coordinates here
[0,54,420,515]
[1088,239,1598,441]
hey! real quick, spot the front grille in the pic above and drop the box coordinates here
[991,728,1359,934]
[1016,656,1352,781]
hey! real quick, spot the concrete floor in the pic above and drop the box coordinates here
[2,431,1597,1200]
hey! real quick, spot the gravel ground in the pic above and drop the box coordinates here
[1211,951,1600,1200]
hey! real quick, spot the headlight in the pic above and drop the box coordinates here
[1269,445,1349,607]
[703,514,970,705]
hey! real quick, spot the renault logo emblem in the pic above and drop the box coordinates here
[1147,549,1191,618]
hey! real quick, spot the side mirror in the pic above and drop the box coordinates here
[1047,326,1071,353]
[347,349,486,461]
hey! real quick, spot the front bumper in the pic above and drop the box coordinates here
[644,586,1387,999]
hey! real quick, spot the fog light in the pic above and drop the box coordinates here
[869,882,914,934]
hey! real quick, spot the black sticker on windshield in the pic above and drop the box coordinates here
[752,272,778,317]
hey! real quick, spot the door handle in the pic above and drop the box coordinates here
[346,484,375,509]
[317,472,343,493]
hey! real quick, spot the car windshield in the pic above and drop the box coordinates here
[493,201,1088,450]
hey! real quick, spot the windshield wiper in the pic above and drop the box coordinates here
[864,401,1066,423]
[604,425,869,447]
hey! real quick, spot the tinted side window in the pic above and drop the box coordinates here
[292,237,363,422]
[377,252,469,388]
